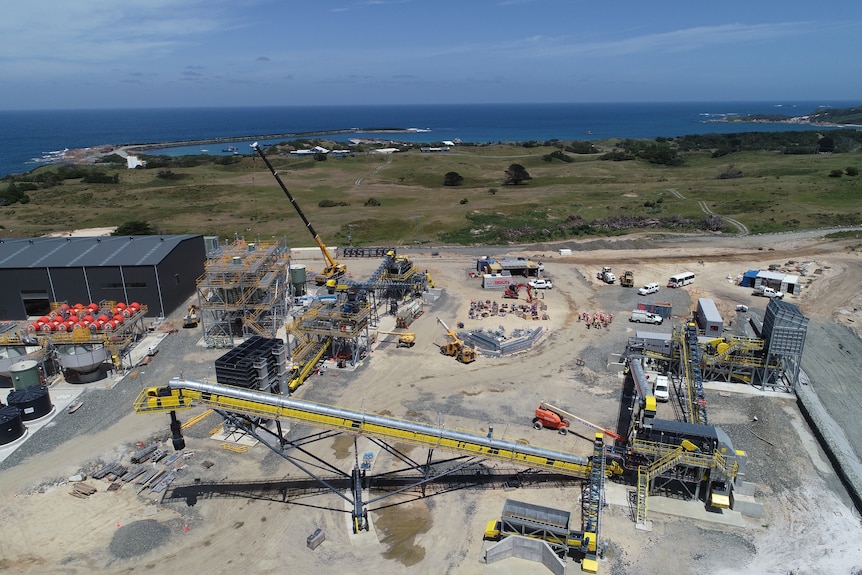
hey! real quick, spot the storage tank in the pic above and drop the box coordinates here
[55,343,109,383]
[0,406,27,446]
[9,360,42,390]
[290,264,307,296]
[7,386,53,421]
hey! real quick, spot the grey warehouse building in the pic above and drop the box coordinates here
[0,235,206,321]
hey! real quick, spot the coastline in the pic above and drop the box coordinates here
[26,127,430,169]
[710,115,862,128]
[6,101,859,177]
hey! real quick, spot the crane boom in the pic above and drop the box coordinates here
[251,142,346,284]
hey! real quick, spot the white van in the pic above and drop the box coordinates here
[653,375,670,402]
[630,310,663,325]
[637,282,660,296]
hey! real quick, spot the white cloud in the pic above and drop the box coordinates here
[0,0,239,64]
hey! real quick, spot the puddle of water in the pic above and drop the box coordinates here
[374,501,432,567]
[331,434,354,459]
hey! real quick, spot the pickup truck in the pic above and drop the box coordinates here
[529,279,553,289]
[754,287,784,299]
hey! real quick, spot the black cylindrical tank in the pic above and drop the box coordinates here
[0,406,26,445]
[7,385,53,421]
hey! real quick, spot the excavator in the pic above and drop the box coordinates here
[503,283,534,302]
[436,317,476,364]
[377,331,416,348]
[182,304,199,328]
[252,142,347,285]
[533,402,625,442]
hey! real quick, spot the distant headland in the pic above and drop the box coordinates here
[712,105,862,127]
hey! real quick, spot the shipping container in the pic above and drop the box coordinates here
[637,301,673,319]
[696,298,723,334]
[482,274,516,289]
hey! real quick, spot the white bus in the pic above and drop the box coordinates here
[667,272,695,288]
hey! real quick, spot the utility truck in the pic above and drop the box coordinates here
[753,286,784,299]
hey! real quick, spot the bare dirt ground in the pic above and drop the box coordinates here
[2,230,862,575]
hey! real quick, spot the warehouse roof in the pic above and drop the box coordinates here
[0,235,201,268]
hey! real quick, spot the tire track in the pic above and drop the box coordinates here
[698,200,749,236]
[354,154,393,185]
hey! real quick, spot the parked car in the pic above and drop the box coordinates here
[529,279,553,289]
[754,286,784,299]
[653,375,670,402]
[637,282,660,296]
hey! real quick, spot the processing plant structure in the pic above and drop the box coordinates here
[1,300,150,384]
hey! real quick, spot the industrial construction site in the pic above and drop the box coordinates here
[3,217,862,573]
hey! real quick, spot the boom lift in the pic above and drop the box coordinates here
[377,331,416,348]
[533,402,625,443]
[436,317,476,364]
[252,142,347,285]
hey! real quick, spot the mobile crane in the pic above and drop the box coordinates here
[252,142,347,285]
[533,402,625,443]
[436,317,476,364]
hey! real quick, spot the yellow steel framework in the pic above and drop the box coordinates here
[134,380,624,479]
[632,437,740,527]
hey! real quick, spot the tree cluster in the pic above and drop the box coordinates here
[677,130,862,154]
[504,164,532,185]
[318,199,350,208]
[443,172,464,186]
[112,220,156,235]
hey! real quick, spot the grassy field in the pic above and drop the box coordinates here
[2,141,861,247]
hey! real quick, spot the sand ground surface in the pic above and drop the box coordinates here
[2,229,862,574]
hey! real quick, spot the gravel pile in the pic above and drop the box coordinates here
[109,519,172,559]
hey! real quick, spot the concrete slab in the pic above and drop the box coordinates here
[0,384,83,463]
[604,482,746,528]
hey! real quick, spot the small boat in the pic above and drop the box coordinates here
[67,401,83,414]
[200,149,209,153]
[223,146,239,153]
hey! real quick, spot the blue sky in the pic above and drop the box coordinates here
[1,0,860,110]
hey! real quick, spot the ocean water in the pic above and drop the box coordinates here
[0,101,857,178]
